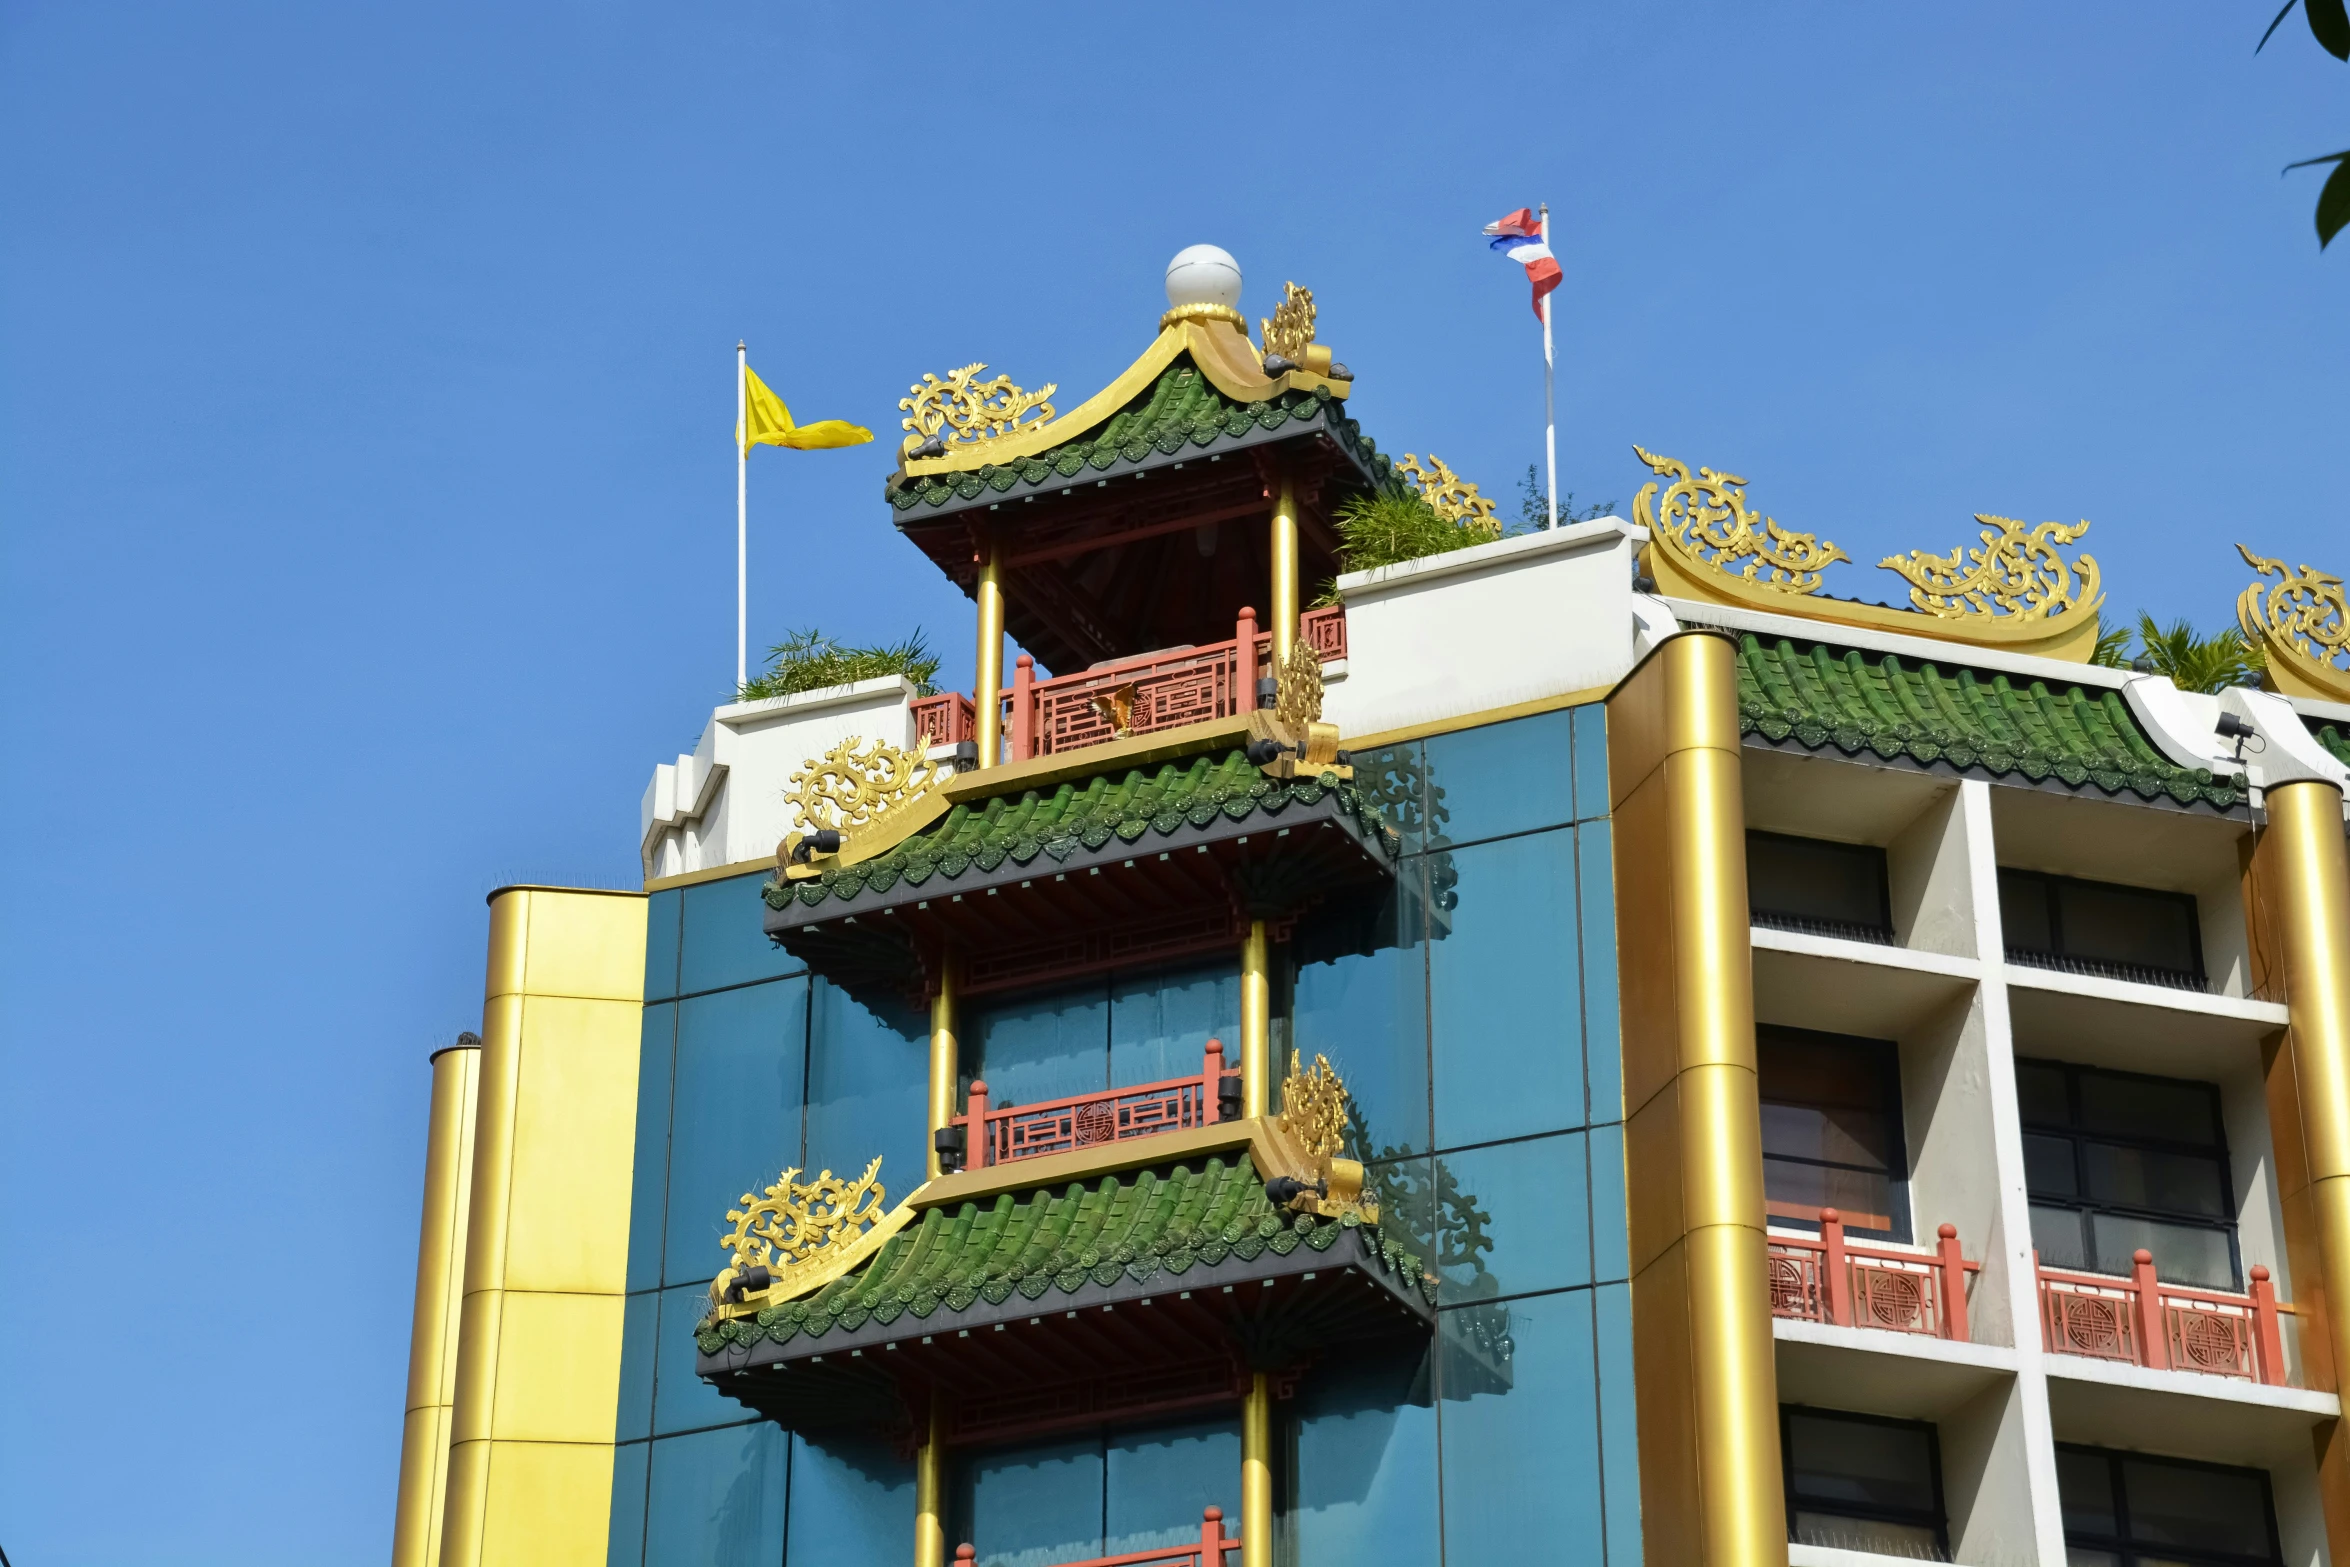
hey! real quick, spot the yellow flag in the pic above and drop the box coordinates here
[737,365,873,456]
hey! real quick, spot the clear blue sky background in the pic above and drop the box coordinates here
[2,3,2342,1562]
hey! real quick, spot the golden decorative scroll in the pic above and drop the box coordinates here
[785,738,941,836]
[2237,542,2350,703]
[1274,639,1324,728]
[1631,445,1849,593]
[1276,1051,1347,1162]
[1878,516,2101,623]
[899,363,1058,452]
[714,1157,889,1303]
[1259,282,1317,363]
[1397,454,1503,540]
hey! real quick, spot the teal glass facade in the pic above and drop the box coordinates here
[608,702,1634,1567]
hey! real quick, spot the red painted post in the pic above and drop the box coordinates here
[1820,1208,1852,1327]
[1011,654,1035,761]
[1234,608,1257,713]
[1202,1038,1226,1124]
[954,1547,976,1567]
[967,1079,992,1169]
[2133,1249,2168,1370]
[2251,1265,2287,1385]
[1201,1506,1229,1566]
[1937,1223,1969,1342]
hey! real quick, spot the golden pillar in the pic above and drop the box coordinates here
[1607,631,1785,1567]
[439,887,647,1567]
[1240,920,1272,1118]
[1240,1372,1274,1567]
[1268,477,1299,670]
[2250,780,2350,1553]
[915,1392,949,1567]
[973,537,1005,770]
[391,1035,483,1567]
[929,957,960,1180]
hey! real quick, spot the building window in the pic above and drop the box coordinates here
[1748,832,1894,944]
[1781,1406,1948,1560]
[2018,1058,2237,1290]
[1759,1026,1910,1242]
[2057,1445,2282,1567]
[1998,868,2205,990]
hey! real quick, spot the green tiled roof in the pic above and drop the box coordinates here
[763,750,1399,912]
[884,360,1391,514]
[694,1152,1433,1356]
[1735,633,2247,811]
[2313,723,2350,769]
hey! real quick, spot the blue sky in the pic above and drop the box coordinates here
[2,3,2343,1562]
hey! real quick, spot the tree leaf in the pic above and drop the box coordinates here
[2320,156,2350,248]
[2259,0,2300,53]
[2309,0,2350,58]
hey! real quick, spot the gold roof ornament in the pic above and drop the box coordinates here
[1258,281,1338,378]
[1270,1050,1370,1220]
[1274,638,1325,729]
[899,363,1058,456]
[2236,542,2350,703]
[711,1156,917,1310]
[1397,454,1503,541]
[1630,443,2106,662]
[779,737,945,878]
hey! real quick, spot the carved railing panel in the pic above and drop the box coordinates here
[2036,1249,2288,1384]
[1766,1208,1975,1340]
[954,1042,1238,1169]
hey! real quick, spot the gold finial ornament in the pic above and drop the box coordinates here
[1274,638,1325,728]
[785,738,942,837]
[2236,542,2350,702]
[714,1157,890,1303]
[899,363,1058,453]
[1276,1050,1348,1161]
[1397,454,1503,540]
[1632,445,1850,593]
[1260,282,1317,363]
[1878,517,2102,624]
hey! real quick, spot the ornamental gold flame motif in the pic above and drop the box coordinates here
[1878,516,2102,623]
[1631,445,1850,592]
[1259,282,1317,363]
[719,1156,887,1284]
[784,738,941,836]
[899,362,1058,451]
[1277,1050,1349,1162]
[1274,638,1324,728]
[2236,543,2350,675]
[1397,454,1503,540]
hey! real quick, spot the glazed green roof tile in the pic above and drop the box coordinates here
[1735,632,2246,811]
[762,749,1399,912]
[883,359,1393,514]
[694,1152,1433,1356]
[2312,722,2350,769]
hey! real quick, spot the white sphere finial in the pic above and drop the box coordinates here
[1165,245,1243,311]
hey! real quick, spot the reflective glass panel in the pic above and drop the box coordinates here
[1293,877,1429,1159]
[607,1439,648,1567]
[1347,741,1427,856]
[2054,1447,2118,1538]
[629,1003,677,1293]
[2031,1204,2094,1272]
[2119,1455,2274,1555]
[1293,1343,1438,1567]
[2089,1213,2236,1289]
[1109,961,1238,1089]
[1578,820,1621,1123]
[1590,1121,1628,1284]
[1572,703,1609,823]
[1103,1413,1241,1556]
[2024,1133,2077,1198]
[1438,1290,1605,1563]
[642,1421,788,1567]
[959,1436,1105,1567]
[615,1290,657,1443]
[1784,1410,1938,1513]
[1595,1281,1642,1565]
[2077,1072,2220,1146]
[664,977,807,1286]
[1430,828,1584,1147]
[805,979,925,1192]
[788,1433,914,1567]
[1746,833,1891,934]
[653,1284,740,1437]
[971,981,1109,1110]
[1422,708,1578,849]
[644,888,681,1003]
[2057,880,2199,976]
[1435,1132,1590,1301]
[2081,1143,2227,1218]
[679,872,805,996]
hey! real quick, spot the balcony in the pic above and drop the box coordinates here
[1768,1208,1979,1341]
[913,605,1347,758]
[2038,1249,2291,1385]
[954,1509,1235,1567]
[951,1043,1240,1169]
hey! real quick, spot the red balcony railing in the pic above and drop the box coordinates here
[907,607,1346,763]
[954,1508,1236,1567]
[1768,1209,1978,1340]
[955,1041,1239,1169]
[2037,1249,2290,1385]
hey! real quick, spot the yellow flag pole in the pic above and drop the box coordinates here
[736,340,748,693]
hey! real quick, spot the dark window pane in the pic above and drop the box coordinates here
[1784,1410,1939,1515]
[2024,1134,2078,1199]
[1747,833,1891,934]
[2000,872,2054,953]
[2030,1204,2093,1272]
[1758,1030,1899,1170]
[2089,1214,2237,1289]
[1790,1513,1944,1557]
[2055,881,2199,977]
[2077,1073,2219,1147]
[2055,1448,2117,1539]
[2119,1456,2274,1555]
[2081,1144,2228,1218]
[2017,1062,2071,1127]
[1763,1158,1902,1236]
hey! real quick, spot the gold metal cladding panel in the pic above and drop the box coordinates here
[1624,1076,1686,1279]
[393,1045,481,1567]
[1607,630,1742,816]
[483,1291,628,1443]
[1612,775,1680,1119]
[450,1289,506,1448]
[1241,921,1272,1119]
[1685,1222,1788,1565]
[915,1395,947,1567]
[392,1405,454,1567]
[462,990,526,1299]
[1630,1238,1701,1567]
[1675,1063,1766,1234]
[1242,1371,1274,1567]
[1667,748,1757,1079]
[928,965,959,1181]
[2273,784,2350,1180]
[502,995,641,1294]
[474,1442,619,1567]
[511,888,648,1004]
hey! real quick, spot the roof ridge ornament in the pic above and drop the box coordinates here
[1632,444,1850,592]
[899,362,1058,456]
[2236,542,2350,703]
[1879,516,2101,625]
[712,1156,910,1310]
[1397,454,1502,540]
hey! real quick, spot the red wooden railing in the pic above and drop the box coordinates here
[1768,1209,1978,1340]
[907,607,1346,762]
[2037,1249,2289,1384]
[955,1042,1237,1169]
[954,1508,1236,1567]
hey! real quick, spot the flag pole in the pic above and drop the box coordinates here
[737,340,747,695]
[1539,202,1557,531]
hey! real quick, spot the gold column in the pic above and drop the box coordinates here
[973,537,1005,770]
[1241,1372,1273,1567]
[440,887,647,1567]
[1268,477,1299,670]
[915,1392,948,1567]
[2252,780,2350,1554]
[1240,920,1271,1118]
[929,958,960,1180]
[1607,631,1785,1567]
[392,1036,483,1567]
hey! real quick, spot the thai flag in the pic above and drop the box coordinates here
[1484,207,1562,321]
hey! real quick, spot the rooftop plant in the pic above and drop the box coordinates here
[735,628,941,704]
[2090,612,2267,694]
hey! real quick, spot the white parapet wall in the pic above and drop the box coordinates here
[1320,518,1645,740]
[641,676,921,879]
